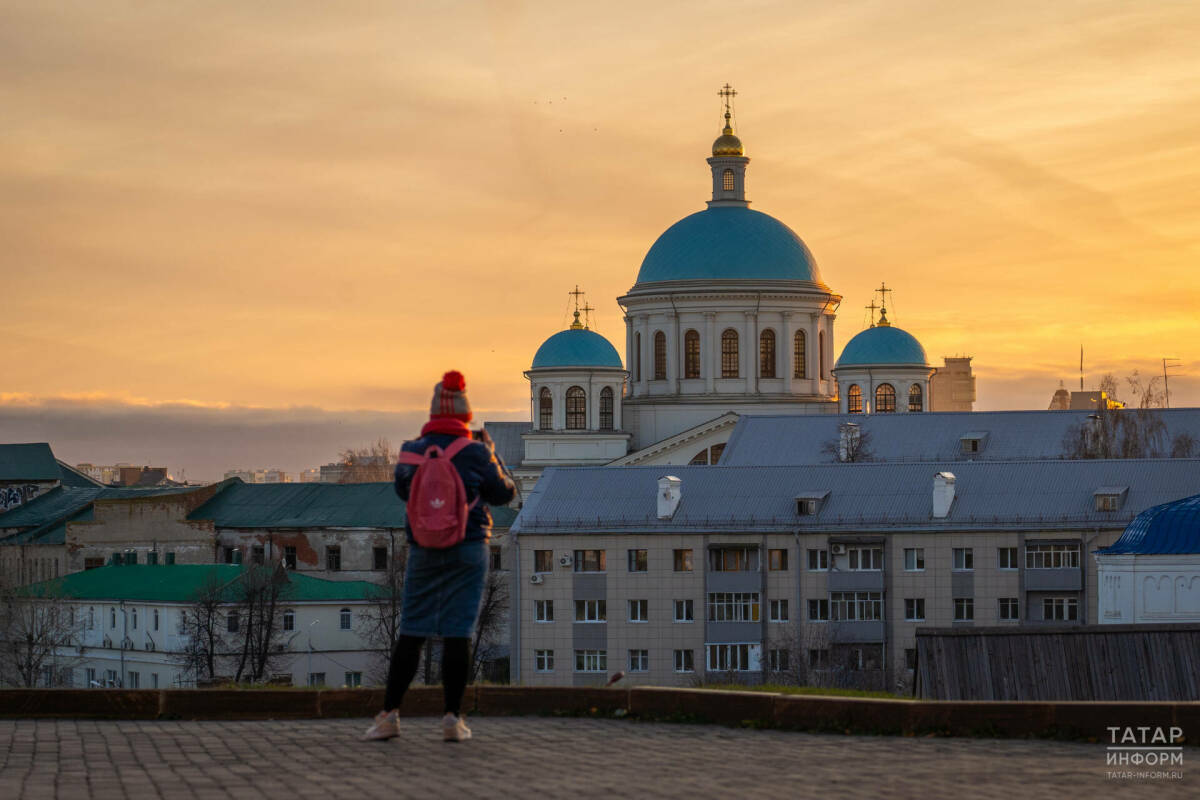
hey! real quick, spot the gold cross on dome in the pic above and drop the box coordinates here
[865,300,879,328]
[569,285,585,313]
[718,84,738,115]
[581,302,595,330]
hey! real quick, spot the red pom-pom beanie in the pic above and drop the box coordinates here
[429,370,472,422]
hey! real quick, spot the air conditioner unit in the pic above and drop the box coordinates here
[530,574,544,585]
[558,554,573,567]
[830,543,847,556]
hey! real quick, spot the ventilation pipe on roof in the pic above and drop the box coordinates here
[932,472,956,519]
[657,476,682,520]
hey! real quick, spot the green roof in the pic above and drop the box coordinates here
[20,564,382,603]
[0,443,62,481]
[1,485,196,545]
[189,481,519,529]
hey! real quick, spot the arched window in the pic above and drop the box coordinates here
[340,608,352,630]
[599,387,614,430]
[635,332,642,382]
[721,329,739,378]
[793,330,806,379]
[565,386,586,429]
[283,610,295,632]
[875,383,896,413]
[710,442,726,463]
[689,448,709,465]
[819,330,826,377]
[847,384,863,414]
[110,608,117,629]
[653,331,666,380]
[909,383,923,412]
[684,330,700,379]
[538,387,552,430]
[131,608,137,629]
[722,169,734,191]
[87,607,95,630]
[759,329,776,378]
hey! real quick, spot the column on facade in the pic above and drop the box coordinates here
[613,378,623,430]
[743,311,755,390]
[704,312,716,393]
[624,315,634,398]
[667,311,679,394]
[553,383,565,430]
[637,316,649,395]
[806,313,817,395]
[782,311,794,396]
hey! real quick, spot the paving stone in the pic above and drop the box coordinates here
[0,717,1194,798]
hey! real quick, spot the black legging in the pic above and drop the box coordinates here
[383,635,470,715]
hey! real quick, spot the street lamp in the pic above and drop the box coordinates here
[307,619,320,687]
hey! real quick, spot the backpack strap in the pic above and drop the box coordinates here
[440,437,479,460]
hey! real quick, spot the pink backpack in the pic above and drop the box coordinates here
[399,438,479,549]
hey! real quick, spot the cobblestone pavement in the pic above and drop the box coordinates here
[0,716,1193,799]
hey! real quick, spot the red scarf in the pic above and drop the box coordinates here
[421,418,472,438]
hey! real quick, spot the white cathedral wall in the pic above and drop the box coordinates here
[833,366,933,415]
[623,399,835,452]
[1097,554,1200,624]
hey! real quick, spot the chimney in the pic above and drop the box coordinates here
[932,472,956,519]
[657,475,682,520]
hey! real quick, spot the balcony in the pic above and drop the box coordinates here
[1024,569,1082,592]
[827,570,884,592]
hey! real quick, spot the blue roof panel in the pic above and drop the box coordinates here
[836,325,928,368]
[635,207,823,285]
[531,329,623,369]
[1098,494,1200,554]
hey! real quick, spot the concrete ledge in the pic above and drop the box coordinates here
[630,687,774,725]
[475,686,627,715]
[0,687,1196,743]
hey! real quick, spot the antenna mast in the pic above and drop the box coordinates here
[1163,357,1182,408]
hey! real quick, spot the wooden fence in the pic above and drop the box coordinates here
[915,624,1200,701]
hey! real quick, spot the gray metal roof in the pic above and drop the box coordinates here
[484,421,530,467]
[718,409,1200,466]
[0,443,62,482]
[512,459,1200,534]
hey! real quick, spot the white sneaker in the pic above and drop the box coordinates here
[442,712,471,742]
[362,710,399,741]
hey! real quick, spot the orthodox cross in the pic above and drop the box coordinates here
[718,83,738,116]
[581,301,595,330]
[864,299,879,328]
[569,285,585,314]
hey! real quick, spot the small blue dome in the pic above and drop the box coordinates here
[1099,494,1200,555]
[635,207,822,284]
[836,325,928,368]
[531,329,623,369]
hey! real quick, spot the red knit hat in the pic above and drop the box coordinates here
[429,370,473,422]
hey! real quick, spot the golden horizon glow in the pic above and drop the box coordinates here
[3,0,1198,420]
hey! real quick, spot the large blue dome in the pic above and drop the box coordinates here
[531,329,623,369]
[1099,494,1200,555]
[635,206,822,284]
[836,325,928,368]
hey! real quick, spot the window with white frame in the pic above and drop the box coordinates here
[339,608,352,630]
[344,671,362,688]
[768,649,789,672]
[153,609,159,631]
[807,598,829,621]
[952,548,974,571]
[283,610,295,631]
[628,649,649,672]
[627,549,648,572]
[127,671,139,689]
[534,599,554,622]
[847,547,882,571]
[706,592,760,622]
[673,599,694,623]
[769,599,789,622]
[674,649,694,673]
[904,598,925,621]
[573,550,606,572]
[1043,597,1078,621]
[706,643,755,672]
[830,592,883,621]
[575,649,607,672]
[1026,544,1080,570]
[807,549,829,571]
[535,649,555,672]
[903,548,924,571]
[227,610,239,633]
[953,597,974,621]
[85,667,96,686]
[131,608,137,629]
[628,599,648,622]
[575,599,606,622]
[998,547,1019,570]
[999,598,1019,621]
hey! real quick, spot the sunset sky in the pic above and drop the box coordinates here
[3,1,1198,479]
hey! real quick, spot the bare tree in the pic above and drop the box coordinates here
[229,564,293,683]
[1171,432,1199,458]
[0,579,84,688]
[1125,371,1166,409]
[338,438,396,483]
[822,423,873,463]
[357,543,407,684]
[175,571,229,685]
[1098,372,1120,404]
[469,568,510,682]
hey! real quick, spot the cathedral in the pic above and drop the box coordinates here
[493,88,974,491]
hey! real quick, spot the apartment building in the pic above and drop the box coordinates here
[508,459,1200,688]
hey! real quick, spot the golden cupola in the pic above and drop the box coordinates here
[712,110,744,157]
